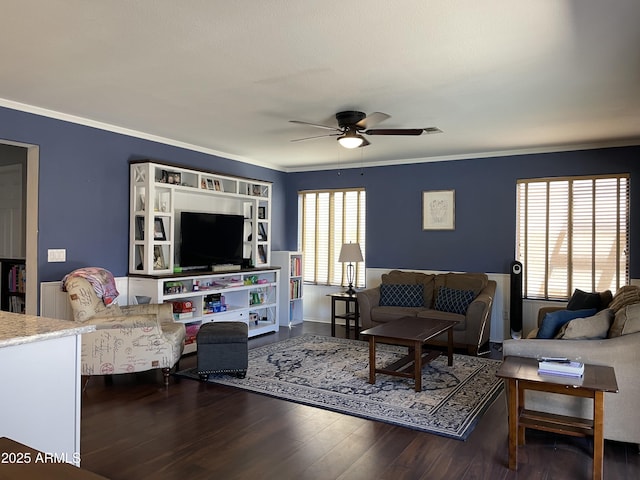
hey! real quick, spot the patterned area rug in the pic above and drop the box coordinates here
[177,334,504,440]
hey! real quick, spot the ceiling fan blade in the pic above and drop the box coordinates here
[360,137,371,147]
[291,133,340,142]
[289,120,340,132]
[364,128,425,136]
[355,112,390,129]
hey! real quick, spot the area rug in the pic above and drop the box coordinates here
[176,334,504,440]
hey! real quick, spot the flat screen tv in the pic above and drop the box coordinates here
[180,212,244,269]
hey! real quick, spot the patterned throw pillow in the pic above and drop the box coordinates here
[434,286,475,315]
[379,284,424,307]
[609,285,640,313]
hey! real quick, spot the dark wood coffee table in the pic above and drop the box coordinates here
[360,316,458,392]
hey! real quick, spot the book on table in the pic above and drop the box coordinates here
[538,358,584,377]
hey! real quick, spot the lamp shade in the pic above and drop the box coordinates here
[337,131,364,149]
[338,242,363,263]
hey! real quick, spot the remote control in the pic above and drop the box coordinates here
[540,357,571,363]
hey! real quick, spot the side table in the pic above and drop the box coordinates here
[496,356,618,480]
[328,292,359,339]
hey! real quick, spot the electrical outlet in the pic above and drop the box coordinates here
[47,248,66,262]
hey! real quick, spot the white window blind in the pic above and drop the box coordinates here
[298,189,366,288]
[516,174,629,300]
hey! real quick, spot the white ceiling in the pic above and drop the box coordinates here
[2,0,640,172]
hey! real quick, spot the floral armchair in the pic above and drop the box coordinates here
[64,270,185,386]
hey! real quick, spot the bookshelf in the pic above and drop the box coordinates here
[0,258,26,313]
[272,251,303,326]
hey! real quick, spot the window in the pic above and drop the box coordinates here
[298,189,366,288]
[516,174,629,300]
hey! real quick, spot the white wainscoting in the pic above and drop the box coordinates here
[302,268,514,343]
[40,277,129,320]
[299,268,629,343]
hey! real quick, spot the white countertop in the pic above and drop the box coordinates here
[0,311,95,348]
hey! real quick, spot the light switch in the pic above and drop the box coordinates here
[47,248,66,262]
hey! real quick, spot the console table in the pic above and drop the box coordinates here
[497,356,618,480]
[328,292,359,339]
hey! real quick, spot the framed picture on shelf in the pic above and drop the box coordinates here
[422,190,455,230]
[258,206,266,219]
[136,245,144,270]
[206,178,214,190]
[258,222,267,241]
[214,179,223,191]
[136,217,145,240]
[153,246,166,270]
[154,218,166,240]
[257,245,267,264]
[169,172,181,185]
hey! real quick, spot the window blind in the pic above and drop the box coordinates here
[516,174,629,300]
[299,189,366,288]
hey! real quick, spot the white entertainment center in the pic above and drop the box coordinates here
[128,161,279,352]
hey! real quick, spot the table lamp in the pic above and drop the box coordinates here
[338,242,363,295]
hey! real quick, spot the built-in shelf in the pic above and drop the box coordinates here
[129,268,280,354]
[129,160,271,275]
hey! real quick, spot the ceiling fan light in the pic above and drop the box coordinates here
[337,133,364,149]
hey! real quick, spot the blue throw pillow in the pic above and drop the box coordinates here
[536,308,597,339]
[434,286,475,315]
[379,284,423,307]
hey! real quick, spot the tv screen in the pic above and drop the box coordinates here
[180,212,244,269]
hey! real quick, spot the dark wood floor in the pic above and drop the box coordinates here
[79,322,638,480]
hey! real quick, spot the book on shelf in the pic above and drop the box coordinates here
[538,358,584,377]
[290,278,302,299]
[290,256,302,277]
[7,263,26,293]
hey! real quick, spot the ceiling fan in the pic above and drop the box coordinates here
[290,111,441,149]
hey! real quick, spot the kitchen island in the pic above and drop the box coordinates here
[0,311,94,466]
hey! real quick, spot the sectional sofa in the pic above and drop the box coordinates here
[503,286,640,445]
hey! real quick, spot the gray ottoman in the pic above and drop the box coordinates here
[196,321,248,381]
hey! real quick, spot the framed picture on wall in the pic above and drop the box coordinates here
[423,190,455,230]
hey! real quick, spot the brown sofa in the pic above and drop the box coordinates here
[503,286,640,445]
[357,270,496,355]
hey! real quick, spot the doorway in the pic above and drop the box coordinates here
[0,141,38,315]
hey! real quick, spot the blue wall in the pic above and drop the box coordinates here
[286,146,640,278]
[2,104,638,288]
[0,106,287,282]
